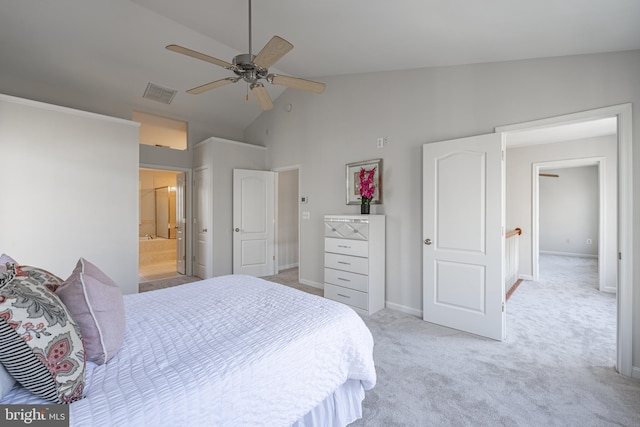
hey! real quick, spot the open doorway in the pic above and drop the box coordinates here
[139,168,187,282]
[537,164,601,287]
[274,167,300,280]
[498,103,633,377]
[533,157,616,293]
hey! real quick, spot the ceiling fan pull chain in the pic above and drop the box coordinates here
[246,83,249,101]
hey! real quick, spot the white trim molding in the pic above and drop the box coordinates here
[386,301,422,318]
[496,103,633,378]
[299,279,323,290]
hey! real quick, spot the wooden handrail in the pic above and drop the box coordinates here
[505,227,522,239]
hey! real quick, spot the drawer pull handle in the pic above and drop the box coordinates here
[337,261,351,265]
[337,277,351,282]
[337,293,351,299]
[337,245,351,248]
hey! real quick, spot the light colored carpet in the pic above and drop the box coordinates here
[137,258,640,425]
[138,274,200,293]
[352,255,640,426]
[262,267,323,296]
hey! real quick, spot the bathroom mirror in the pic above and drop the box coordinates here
[155,186,177,239]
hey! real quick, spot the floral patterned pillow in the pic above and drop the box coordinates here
[15,265,64,292]
[0,264,85,403]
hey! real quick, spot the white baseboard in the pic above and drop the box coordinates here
[385,301,422,318]
[539,250,597,258]
[519,274,533,281]
[632,366,640,380]
[299,278,323,290]
[278,263,299,271]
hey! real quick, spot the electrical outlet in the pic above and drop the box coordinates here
[586,238,592,245]
[377,137,385,148]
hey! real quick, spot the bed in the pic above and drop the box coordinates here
[0,272,376,426]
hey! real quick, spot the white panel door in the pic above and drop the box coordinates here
[194,167,211,279]
[233,169,275,276]
[423,133,505,340]
[176,172,186,275]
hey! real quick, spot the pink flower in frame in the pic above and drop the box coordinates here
[359,167,376,204]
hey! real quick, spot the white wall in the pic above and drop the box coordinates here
[193,137,267,277]
[539,166,599,256]
[506,136,617,289]
[0,94,140,294]
[277,169,299,270]
[244,50,640,368]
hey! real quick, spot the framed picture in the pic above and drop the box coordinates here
[346,158,382,205]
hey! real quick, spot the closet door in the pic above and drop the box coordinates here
[232,169,275,276]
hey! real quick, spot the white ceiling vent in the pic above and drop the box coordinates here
[143,83,177,104]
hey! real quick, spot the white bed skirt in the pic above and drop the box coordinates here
[293,379,365,427]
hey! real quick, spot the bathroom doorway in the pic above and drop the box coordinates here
[139,168,186,282]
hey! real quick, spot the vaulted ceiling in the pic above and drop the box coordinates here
[1,0,638,137]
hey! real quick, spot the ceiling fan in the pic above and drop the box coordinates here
[166,0,325,111]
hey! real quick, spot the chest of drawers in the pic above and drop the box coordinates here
[323,215,385,315]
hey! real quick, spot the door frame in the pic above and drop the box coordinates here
[495,103,633,378]
[140,163,193,277]
[232,168,276,276]
[272,165,302,279]
[532,158,608,291]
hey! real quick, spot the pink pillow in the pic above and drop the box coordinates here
[56,258,125,365]
[0,253,17,272]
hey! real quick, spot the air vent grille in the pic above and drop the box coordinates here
[143,83,177,104]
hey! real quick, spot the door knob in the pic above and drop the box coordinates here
[235,228,240,232]
[424,238,432,245]
[202,228,207,232]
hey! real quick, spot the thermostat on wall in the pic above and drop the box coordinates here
[300,196,308,204]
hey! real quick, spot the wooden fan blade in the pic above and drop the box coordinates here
[253,36,293,69]
[251,84,274,110]
[539,173,560,178]
[166,44,233,69]
[187,78,238,94]
[269,74,326,94]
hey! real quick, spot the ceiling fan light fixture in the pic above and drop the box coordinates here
[250,83,274,110]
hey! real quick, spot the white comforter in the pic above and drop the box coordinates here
[1,275,376,426]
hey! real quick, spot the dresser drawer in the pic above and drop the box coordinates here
[324,268,368,292]
[324,237,368,257]
[324,252,368,275]
[324,283,368,311]
[324,220,369,240]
